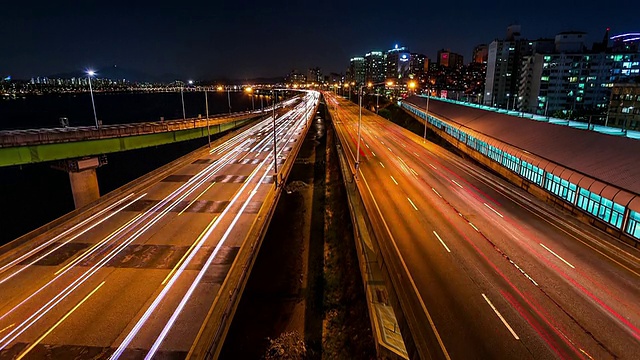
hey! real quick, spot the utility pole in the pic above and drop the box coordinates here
[205,90,210,147]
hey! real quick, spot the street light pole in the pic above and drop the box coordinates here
[86,70,99,129]
[355,85,363,178]
[424,89,430,142]
[272,89,278,186]
[205,89,211,148]
[227,87,231,114]
[180,86,186,120]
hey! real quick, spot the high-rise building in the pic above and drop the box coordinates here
[349,57,366,85]
[386,44,411,80]
[518,32,640,115]
[437,49,464,68]
[307,67,322,84]
[483,25,533,107]
[410,53,428,77]
[288,70,306,84]
[472,44,488,63]
[608,83,640,131]
[365,51,386,83]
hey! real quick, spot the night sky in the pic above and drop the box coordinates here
[2,0,638,80]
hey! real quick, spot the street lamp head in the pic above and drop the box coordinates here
[188,80,194,85]
[386,81,394,86]
[245,86,253,93]
[217,86,224,91]
[367,82,373,88]
[86,70,96,77]
[408,81,416,89]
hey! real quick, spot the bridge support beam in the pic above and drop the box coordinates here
[53,156,107,209]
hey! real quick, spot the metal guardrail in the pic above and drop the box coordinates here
[0,108,277,147]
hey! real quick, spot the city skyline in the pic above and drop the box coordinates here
[2,0,638,79]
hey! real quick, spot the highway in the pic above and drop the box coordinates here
[0,91,319,359]
[326,91,640,359]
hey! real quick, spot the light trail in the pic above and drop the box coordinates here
[109,92,317,359]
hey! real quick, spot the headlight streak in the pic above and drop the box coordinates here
[0,194,144,285]
[111,94,317,359]
[0,132,257,349]
[0,192,137,275]
[0,194,147,323]
[0,93,317,354]
[14,281,106,360]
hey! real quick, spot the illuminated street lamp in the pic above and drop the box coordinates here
[408,81,417,94]
[423,88,430,142]
[180,82,189,120]
[355,82,376,178]
[217,85,231,113]
[86,70,99,128]
[245,86,255,111]
[205,89,210,147]
[271,88,280,186]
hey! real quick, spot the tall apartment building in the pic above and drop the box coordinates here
[518,32,640,115]
[365,51,386,83]
[473,44,488,63]
[607,83,640,131]
[386,45,411,80]
[437,49,464,68]
[307,67,322,84]
[410,53,428,77]
[349,57,366,85]
[607,83,640,130]
[483,25,533,108]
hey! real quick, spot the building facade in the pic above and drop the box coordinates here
[518,32,640,115]
[437,49,464,68]
[307,67,322,84]
[365,51,386,83]
[349,57,366,85]
[386,45,411,80]
[608,83,640,131]
[409,53,428,78]
[483,25,533,108]
[473,44,488,63]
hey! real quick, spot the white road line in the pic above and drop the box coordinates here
[540,243,575,269]
[433,231,451,253]
[413,152,420,157]
[481,293,520,340]
[451,179,464,188]
[390,176,398,185]
[410,168,418,176]
[432,188,442,198]
[469,222,480,232]
[379,162,385,168]
[402,143,407,148]
[365,143,370,149]
[360,167,451,359]
[510,260,539,287]
[429,163,437,170]
[371,151,376,157]
[387,147,393,152]
[407,197,418,211]
[484,203,504,218]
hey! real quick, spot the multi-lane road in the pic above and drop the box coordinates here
[326,91,640,359]
[0,91,319,359]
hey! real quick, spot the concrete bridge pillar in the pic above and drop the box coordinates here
[53,156,107,209]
